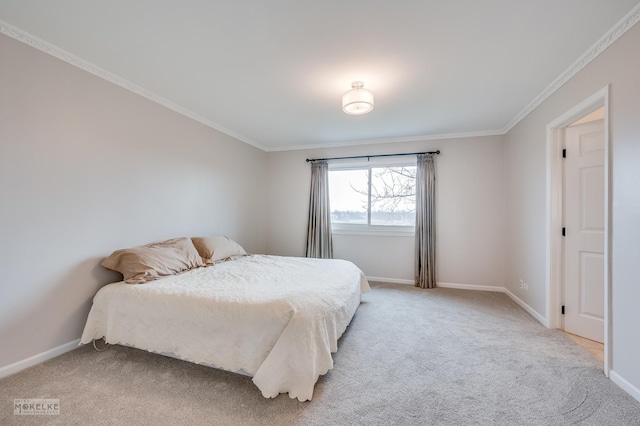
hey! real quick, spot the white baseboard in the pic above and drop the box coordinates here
[367,276,414,285]
[436,284,549,328]
[610,370,640,403]
[367,277,506,293]
[503,289,548,327]
[437,283,548,328]
[437,282,504,292]
[0,339,81,379]
[368,277,548,327]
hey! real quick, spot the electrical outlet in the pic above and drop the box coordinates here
[524,282,529,291]
[519,279,524,289]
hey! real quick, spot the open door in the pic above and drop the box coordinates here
[563,117,605,343]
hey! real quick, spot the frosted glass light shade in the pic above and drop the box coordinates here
[342,81,374,115]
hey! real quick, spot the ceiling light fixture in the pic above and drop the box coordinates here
[342,81,374,115]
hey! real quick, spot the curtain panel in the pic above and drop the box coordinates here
[415,153,436,288]
[306,160,333,259]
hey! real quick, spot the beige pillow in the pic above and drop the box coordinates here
[191,236,247,264]
[102,237,205,284]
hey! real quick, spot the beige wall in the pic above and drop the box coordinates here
[0,34,268,369]
[266,135,506,287]
[504,23,640,395]
[3,14,639,402]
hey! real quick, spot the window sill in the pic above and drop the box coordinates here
[332,227,415,237]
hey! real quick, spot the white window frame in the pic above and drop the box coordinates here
[329,158,416,237]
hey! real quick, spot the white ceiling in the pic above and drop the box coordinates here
[1,1,639,150]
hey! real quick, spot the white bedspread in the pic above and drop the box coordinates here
[80,255,370,401]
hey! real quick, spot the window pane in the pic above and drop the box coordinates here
[370,166,416,226]
[329,169,368,224]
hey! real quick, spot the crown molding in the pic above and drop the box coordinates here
[3,2,639,152]
[0,19,267,152]
[265,129,505,152]
[502,3,640,133]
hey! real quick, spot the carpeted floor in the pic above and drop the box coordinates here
[2,283,639,425]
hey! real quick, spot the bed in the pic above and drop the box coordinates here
[80,252,370,402]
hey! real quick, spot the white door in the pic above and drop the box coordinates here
[563,119,605,343]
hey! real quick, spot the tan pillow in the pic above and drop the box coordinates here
[102,237,205,284]
[191,236,247,264]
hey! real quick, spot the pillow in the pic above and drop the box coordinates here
[102,237,205,284]
[191,236,247,264]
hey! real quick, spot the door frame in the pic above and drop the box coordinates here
[545,85,611,376]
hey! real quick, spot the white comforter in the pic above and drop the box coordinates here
[80,255,370,401]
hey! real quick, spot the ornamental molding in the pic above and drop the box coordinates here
[2,3,639,150]
[0,20,264,151]
[503,3,640,132]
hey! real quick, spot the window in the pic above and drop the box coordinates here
[328,163,416,234]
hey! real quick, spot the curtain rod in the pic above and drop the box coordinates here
[305,150,440,163]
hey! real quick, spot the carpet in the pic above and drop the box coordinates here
[1,283,639,425]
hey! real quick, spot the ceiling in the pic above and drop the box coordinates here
[1,1,639,151]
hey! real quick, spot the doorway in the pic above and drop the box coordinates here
[563,111,605,343]
[545,86,611,376]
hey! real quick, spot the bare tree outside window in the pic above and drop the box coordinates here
[329,165,416,226]
[369,166,416,225]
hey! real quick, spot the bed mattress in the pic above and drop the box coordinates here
[80,255,370,401]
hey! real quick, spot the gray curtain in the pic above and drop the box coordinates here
[306,160,333,258]
[415,153,436,288]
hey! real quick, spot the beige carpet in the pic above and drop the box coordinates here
[1,283,639,425]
